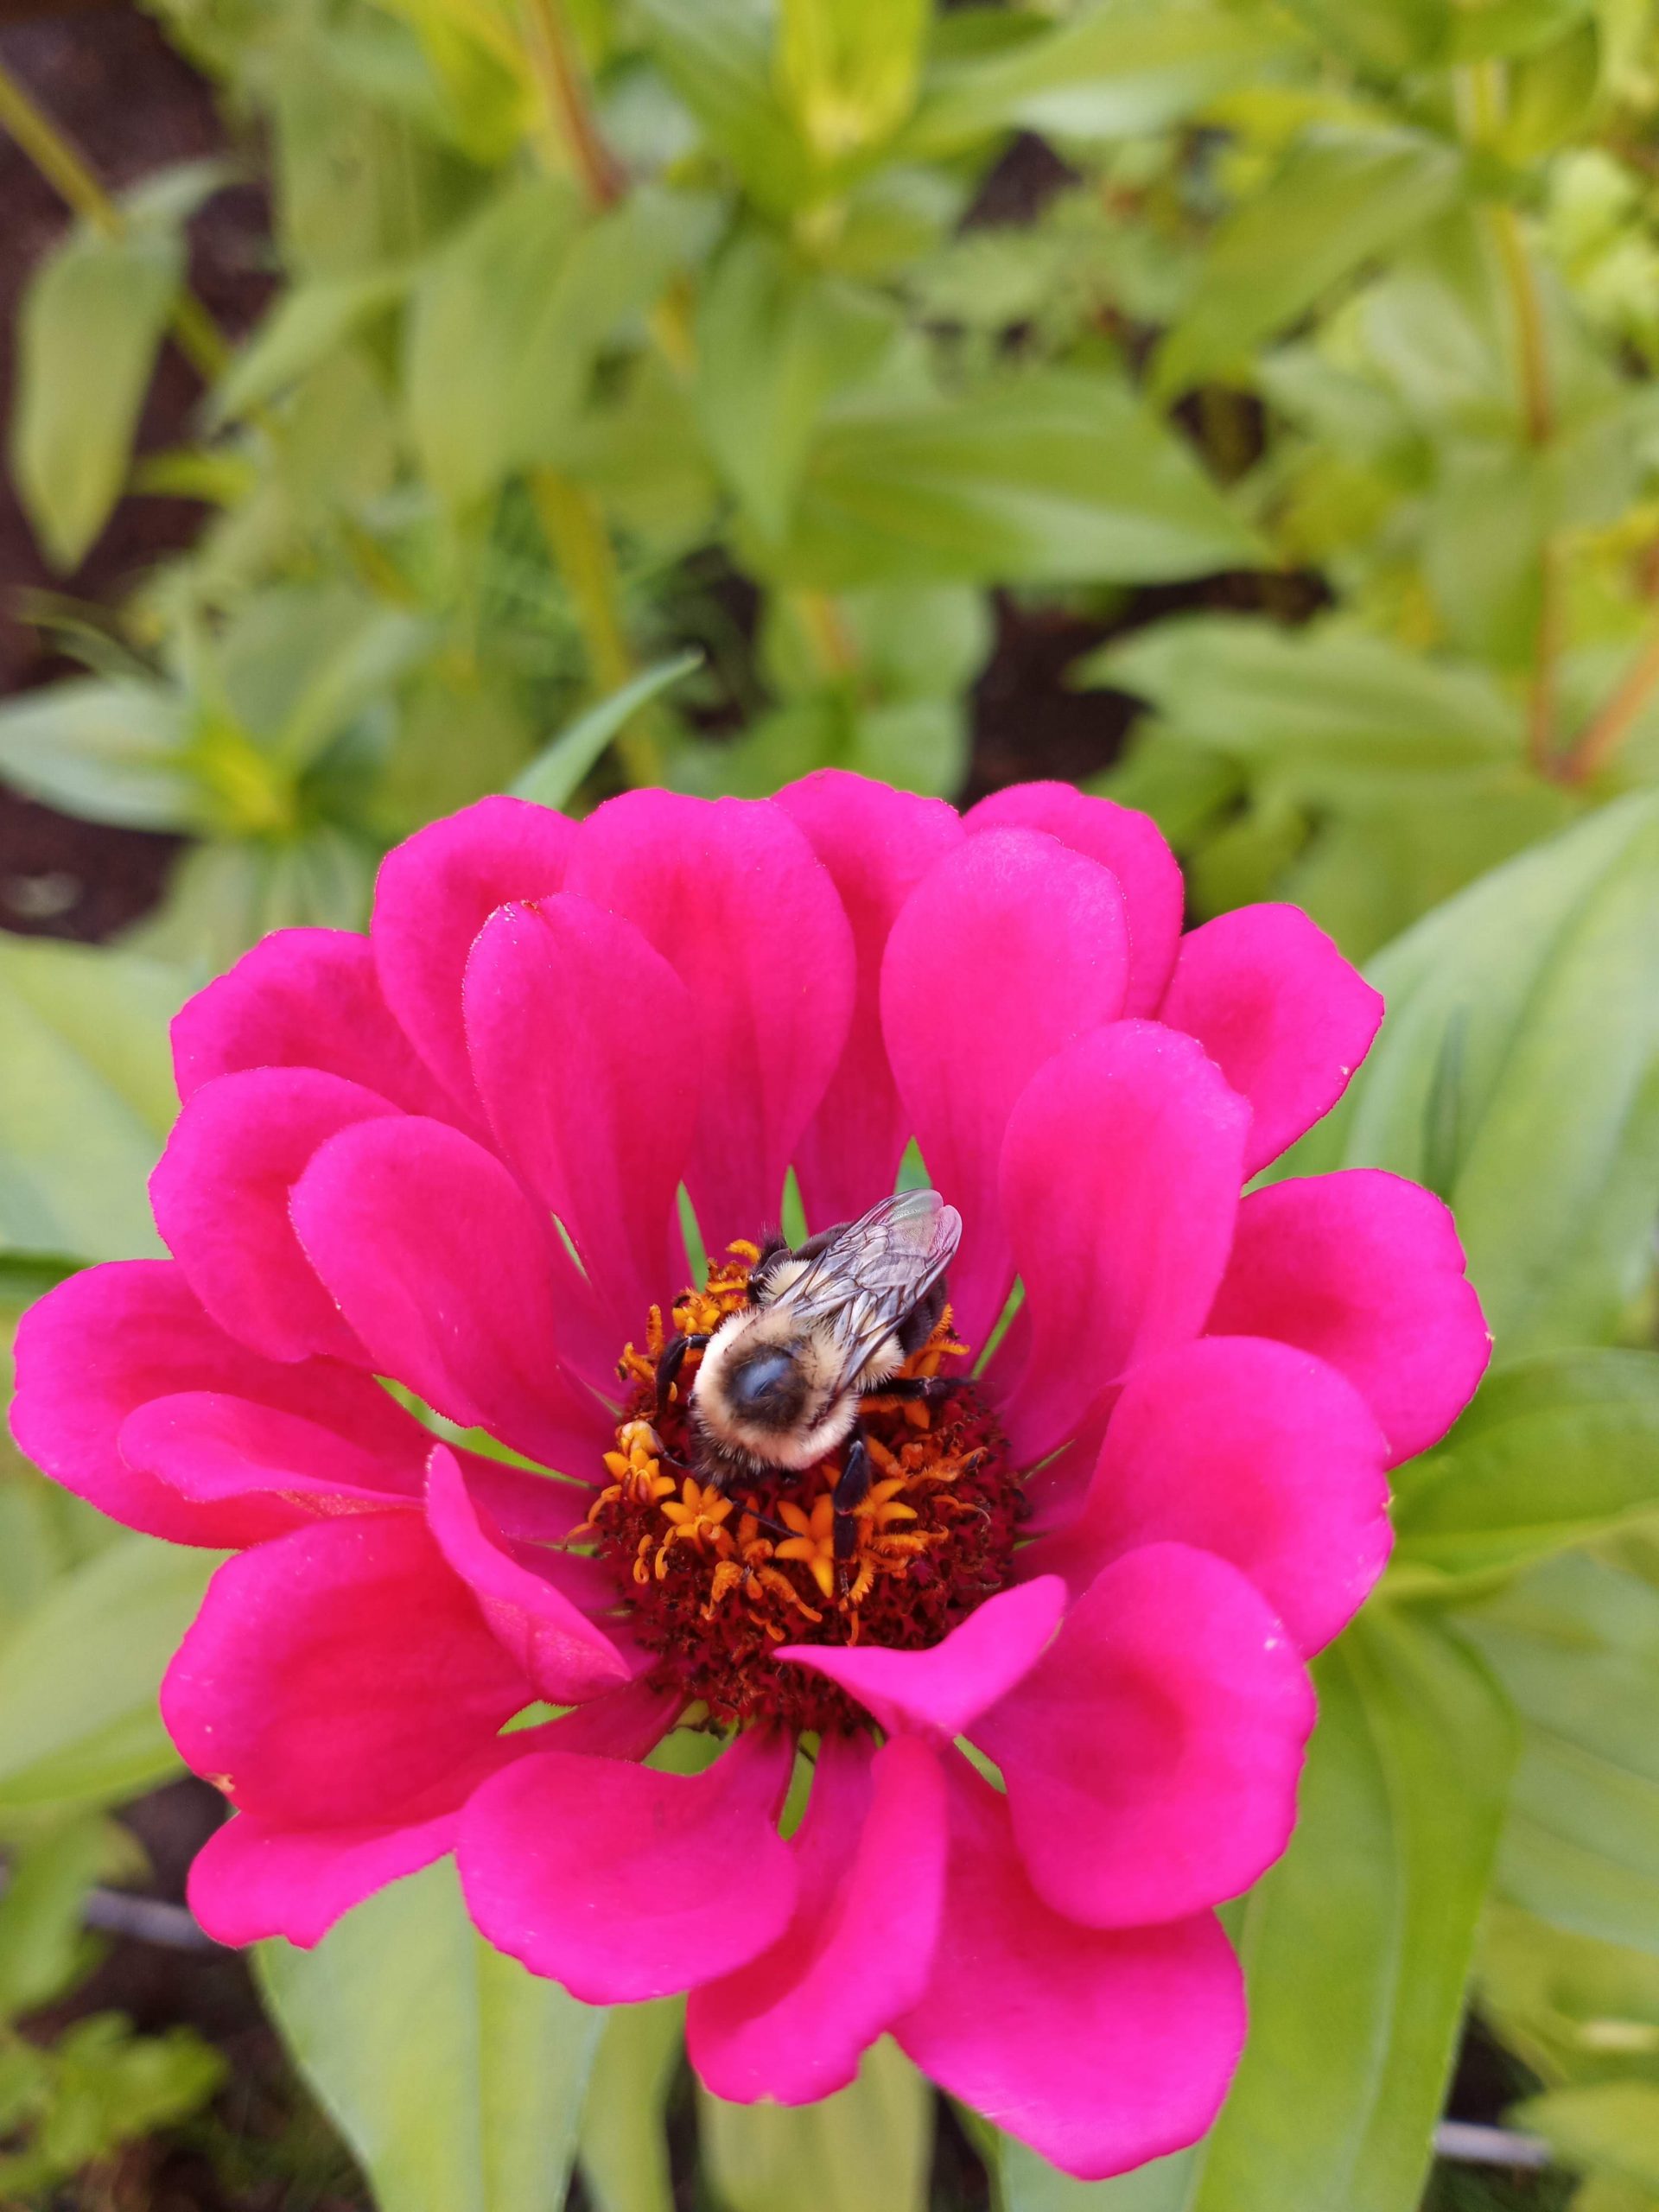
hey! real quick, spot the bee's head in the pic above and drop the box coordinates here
[690,1307,857,1469]
[721,1342,809,1432]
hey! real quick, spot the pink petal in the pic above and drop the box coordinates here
[976,1543,1314,1929]
[188,1678,681,1949]
[162,1513,531,1827]
[563,791,855,1249]
[426,1446,632,1703]
[967,782,1182,1017]
[150,1068,397,1365]
[880,830,1129,1344]
[118,1393,423,1512]
[894,1755,1244,2182]
[461,1455,613,1547]
[773,771,964,1228]
[171,928,455,1120]
[458,1726,798,2003]
[121,1408,591,1548]
[1207,1170,1491,1465]
[996,1022,1249,1468]
[687,1733,946,2103]
[372,797,576,1110]
[465,898,696,1332]
[506,1675,686,1763]
[777,1578,1067,1740]
[1018,1391,1114,1536]
[9,1261,431,1548]
[289,1116,612,1475]
[1026,1336,1391,1655]
[1160,906,1383,1177]
[188,1809,460,1949]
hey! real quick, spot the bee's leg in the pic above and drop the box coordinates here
[746,1233,789,1299]
[832,1430,873,1563]
[868,1375,960,1406]
[654,1332,709,1419]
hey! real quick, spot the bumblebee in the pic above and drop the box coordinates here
[656,1191,963,1560]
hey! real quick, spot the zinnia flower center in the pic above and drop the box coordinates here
[580,1238,1021,1733]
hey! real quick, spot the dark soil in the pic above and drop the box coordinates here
[0,4,271,696]
[0,0,269,944]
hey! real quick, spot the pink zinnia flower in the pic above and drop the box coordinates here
[10,775,1488,2178]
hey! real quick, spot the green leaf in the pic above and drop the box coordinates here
[577,2000,683,2212]
[0,938,185,1264]
[777,0,929,159]
[696,235,898,540]
[512,652,704,810]
[1393,1351,1659,1593]
[906,1,1295,156]
[760,582,989,702]
[1518,2082,1659,2189]
[636,0,817,214]
[1478,1899,1659,2089]
[270,605,432,774]
[1274,0,1449,73]
[846,694,968,796]
[698,2038,931,2212]
[778,372,1260,588]
[404,179,582,506]
[1501,18,1602,162]
[1423,423,1637,676]
[1361,213,1618,442]
[1155,130,1464,398]
[382,671,536,837]
[1088,618,1522,799]
[1447,0,1592,60]
[841,582,992,700]
[0,677,195,831]
[406,184,690,505]
[1466,1555,1659,1956]
[259,1860,605,2212]
[214,264,412,421]
[10,219,182,569]
[992,1609,1514,2212]
[1001,2137,1193,2210]
[1575,2178,1659,2212]
[1196,1608,1514,2212]
[0,1817,107,2018]
[0,2012,224,2193]
[0,1537,218,1816]
[1276,784,1578,965]
[129,828,378,974]
[1284,795,1659,1355]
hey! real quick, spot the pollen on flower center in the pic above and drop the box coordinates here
[577,1240,1024,1733]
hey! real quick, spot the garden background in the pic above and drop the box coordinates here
[3,0,1659,2205]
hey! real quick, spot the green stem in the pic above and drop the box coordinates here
[1453,57,1551,446]
[520,0,623,211]
[0,56,118,232]
[790,589,860,681]
[1560,616,1659,785]
[530,467,664,786]
[0,55,232,385]
[1489,203,1553,448]
[1453,60,1560,763]
[1527,537,1563,776]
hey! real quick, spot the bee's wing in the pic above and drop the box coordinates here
[772,1191,962,1381]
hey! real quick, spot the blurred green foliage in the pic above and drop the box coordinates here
[5,0,1659,2205]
